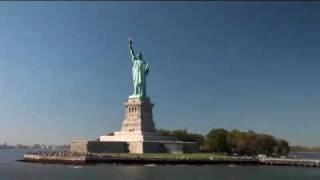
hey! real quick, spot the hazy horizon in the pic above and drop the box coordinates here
[1,2,320,146]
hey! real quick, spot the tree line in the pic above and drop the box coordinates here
[158,128,289,156]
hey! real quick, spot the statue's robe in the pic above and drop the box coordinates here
[132,59,149,96]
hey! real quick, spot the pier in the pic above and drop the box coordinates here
[261,157,320,168]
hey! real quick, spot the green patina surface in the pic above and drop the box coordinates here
[128,38,149,98]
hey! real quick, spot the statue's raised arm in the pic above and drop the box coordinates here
[128,38,136,61]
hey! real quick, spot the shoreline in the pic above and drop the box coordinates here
[19,153,320,168]
[19,156,261,166]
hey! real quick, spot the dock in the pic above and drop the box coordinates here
[260,157,320,168]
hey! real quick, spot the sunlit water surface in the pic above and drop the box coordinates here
[1,149,320,180]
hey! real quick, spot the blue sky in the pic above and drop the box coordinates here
[0,2,320,146]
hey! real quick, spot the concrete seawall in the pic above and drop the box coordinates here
[22,154,259,165]
[23,154,87,165]
[21,153,320,167]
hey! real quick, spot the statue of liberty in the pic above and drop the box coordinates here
[128,38,149,98]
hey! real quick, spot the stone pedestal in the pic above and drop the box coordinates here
[98,97,198,154]
[100,97,171,142]
[121,97,156,133]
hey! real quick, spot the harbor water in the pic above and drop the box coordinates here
[1,149,320,180]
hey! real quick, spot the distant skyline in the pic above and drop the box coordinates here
[1,2,320,146]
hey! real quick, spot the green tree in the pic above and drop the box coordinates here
[251,134,277,155]
[275,139,290,155]
[158,128,290,156]
[206,129,229,152]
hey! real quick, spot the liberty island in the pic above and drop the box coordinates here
[10,39,298,164]
[21,40,320,168]
[70,39,198,154]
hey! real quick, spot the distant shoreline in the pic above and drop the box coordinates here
[291,151,320,153]
[290,146,320,153]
